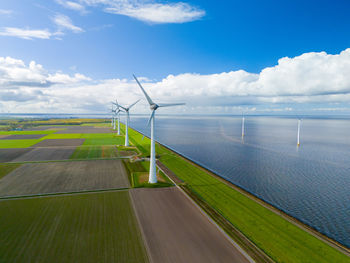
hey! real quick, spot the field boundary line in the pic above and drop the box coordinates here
[0,187,129,201]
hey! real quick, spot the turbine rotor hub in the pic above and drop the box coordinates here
[150,104,158,110]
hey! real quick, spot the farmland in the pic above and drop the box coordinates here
[70,145,119,159]
[0,160,129,197]
[0,191,148,263]
[0,163,21,180]
[12,147,76,162]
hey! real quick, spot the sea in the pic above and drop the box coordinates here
[3,113,350,248]
[130,115,350,248]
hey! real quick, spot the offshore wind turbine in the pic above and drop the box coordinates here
[113,99,139,146]
[297,118,301,147]
[241,114,245,138]
[133,74,185,184]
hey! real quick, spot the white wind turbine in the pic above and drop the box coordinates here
[110,104,114,128]
[112,99,123,135]
[297,118,302,147]
[113,99,140,146]
[241,113,245,138]
[134,74,185,184]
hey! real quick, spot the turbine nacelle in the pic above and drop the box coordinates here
[150,104,159,111]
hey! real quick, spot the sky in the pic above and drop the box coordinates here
[1,0,350,115]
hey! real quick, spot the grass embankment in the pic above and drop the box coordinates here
[123,123,350,263]
[0,191,148,263]
[0,164,21,180]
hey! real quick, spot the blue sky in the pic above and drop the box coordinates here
[1,0,350,114]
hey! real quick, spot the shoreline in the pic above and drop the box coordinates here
[129,125,350,257]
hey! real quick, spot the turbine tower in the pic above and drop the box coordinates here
[241,114,245,138]
[113,99,139,146]
[134,74,185,184]
[112,99,123,135]
[297,119,301,147]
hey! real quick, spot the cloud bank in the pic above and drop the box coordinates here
[1,48,350,114]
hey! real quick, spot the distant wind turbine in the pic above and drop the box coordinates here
[134,74,185,184]
[297,118,301,147]
[113,99,139,146]
[241,114,245,138]
[112,99,123,135]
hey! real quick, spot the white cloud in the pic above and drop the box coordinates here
[0,56,90,89]
[56,0,86,12]
[52,14,84,33]
[0,27,52,40]
[68,0,205,24]
[2,48,350,113]
[0,9,13,16]
[105,2,205,24]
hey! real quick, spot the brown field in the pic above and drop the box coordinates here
[0,148,31,162]
[0,135,9,139]
[12,147,76,162]
[55,127,114,134]
[33,139,85,147]
[130,187,250,263]
[0,160,129,197]
[0,134,46,140]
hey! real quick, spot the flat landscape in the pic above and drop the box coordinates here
[0,148,31,162]
[0,134,46,140]
[130,187,250,263]
[0,119,348,263]
[0,191,148,263]
[12,147,77,162]
[0,160,129,197]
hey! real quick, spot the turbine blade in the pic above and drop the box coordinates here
[147,110,155,127]
[133,74,154,105]
[127,99,140,110]
[158,103,185,107]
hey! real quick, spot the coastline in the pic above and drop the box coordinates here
[129,125,350,258]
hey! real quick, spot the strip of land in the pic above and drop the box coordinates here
[130,187,251,263]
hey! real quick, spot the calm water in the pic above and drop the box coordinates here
[129,115,350,248]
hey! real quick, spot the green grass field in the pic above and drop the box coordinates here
[70,145,119,159]
[125,124,350,263]
[0,191,148,263]
[0,139,41,148]
[0,163,21,179]
[83,137,124,146]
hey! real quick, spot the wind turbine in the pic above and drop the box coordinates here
[297,118,301,147]
[110,104,114,127]
[113,99,140,146]
[113,99,123,135]
[133,74,185,184]
[241,113,245,138]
